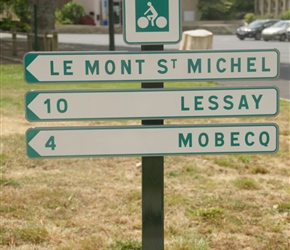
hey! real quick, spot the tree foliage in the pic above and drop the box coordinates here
[198,0,232,20]
[230,0,254,19]
[198,0,254,20]
[0,0,13,15]
[12,0,30,23]
[281,9,290,20]
[55,2,85,25]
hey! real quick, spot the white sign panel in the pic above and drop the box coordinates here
[24,50,280,83]
[26,124,278,158]
[25,87,279,121]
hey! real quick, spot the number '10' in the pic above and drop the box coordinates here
[44,98,68,113]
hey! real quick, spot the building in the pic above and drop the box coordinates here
[255,0,290,18]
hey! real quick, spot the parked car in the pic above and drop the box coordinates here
[287,26,290,41]
[236,19,280,40]
[262,20,290,41]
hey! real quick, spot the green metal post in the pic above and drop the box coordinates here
[141,44,164,250]
[108,0,115,51]
[34,4,38,51]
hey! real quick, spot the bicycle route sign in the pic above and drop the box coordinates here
[123,0,181,44]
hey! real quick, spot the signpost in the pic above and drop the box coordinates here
[25,87,279,121]
[24,50,280,83]
[26,123,278,158]
[24,0,280,248]
[123,0,181,44]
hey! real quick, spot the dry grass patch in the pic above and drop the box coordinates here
[1,65,290,249]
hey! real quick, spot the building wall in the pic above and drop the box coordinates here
[255,0,290,18]
[182,0,199,26]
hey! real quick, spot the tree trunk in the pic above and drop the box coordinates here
[30,0,56,51]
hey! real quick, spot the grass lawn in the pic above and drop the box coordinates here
[1,64,290,249]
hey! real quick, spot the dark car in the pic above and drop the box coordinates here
[236,19,280,40]
[287,26,290,41]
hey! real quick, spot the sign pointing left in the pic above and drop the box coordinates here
[25,87,279,121]
[26,124,278,158]
[24,50,279,83]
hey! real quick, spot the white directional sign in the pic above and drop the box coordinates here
[25,87,279,121]
[24,49,279,83]
[26,124,278,158]
[123,0,181,44]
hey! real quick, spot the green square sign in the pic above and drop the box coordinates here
[123,0,181,45]
[135,0,169,32]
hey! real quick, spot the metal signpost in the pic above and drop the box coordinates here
[24,1,280,249]
[141,43,165,248]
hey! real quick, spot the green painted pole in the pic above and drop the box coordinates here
[108,0,115,51]
[141,44,164,250]
[34,4,38,51]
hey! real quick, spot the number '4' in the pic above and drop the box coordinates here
[45,136,56,150]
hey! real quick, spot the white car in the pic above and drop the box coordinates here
[287,26,290,41]
[262,20,290,41]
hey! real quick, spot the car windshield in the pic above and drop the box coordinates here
[248,20,265,28]
[271,21,289,28]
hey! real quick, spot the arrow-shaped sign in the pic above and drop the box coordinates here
[26,123,278,158]
[25,87,279,121]
[24,49,279,83]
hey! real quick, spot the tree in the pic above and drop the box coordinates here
[0,0,13,17]
[30,0,57,50]
[198,0,232,20]
[13,0,30,23]
[30,0,56,33]
[198,0,254,20]
[230,0,254,19]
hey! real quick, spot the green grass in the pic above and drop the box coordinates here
[0,64,218,119]
[1,64,289,249]
[187,207,225,219]
[0,176,20,187]
[111,239,142,250]
[232,177,260,190]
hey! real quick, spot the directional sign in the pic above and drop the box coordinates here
[123,0,181,44]
[26,123,278,158]
[25,87,279,121]
[24,49,279,83]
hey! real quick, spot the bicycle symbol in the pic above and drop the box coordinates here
[137,2,168,29]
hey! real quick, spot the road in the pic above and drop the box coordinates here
[57,34,289,100]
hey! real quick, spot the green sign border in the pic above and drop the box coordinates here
[26,123,279,158]
[25,86,279,122]
[24,49,280,83]
[123,0,181,45]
